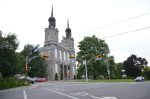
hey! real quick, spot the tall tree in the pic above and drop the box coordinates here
[20,44,47,77]
[0,33,19,78]
[143,66,150,79]
[77,35,113,79]
[114,63,123,78]
[108,56,115,78]
[123,54,148,77]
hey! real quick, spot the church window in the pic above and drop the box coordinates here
[60,50,62,60]
[55,48,57,58]
[67,52,69,62]
[64,51,66,61]
[55,63,58,73]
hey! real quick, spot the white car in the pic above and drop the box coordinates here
[18,76,35,84]
[135,76,144,82]
[27,77,35,84]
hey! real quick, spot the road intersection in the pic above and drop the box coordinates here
[0,81,150,99]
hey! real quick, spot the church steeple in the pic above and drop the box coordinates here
[67,19,69,28]
[65,19,71,38]
[51,6,53,17]
[48,6,56,29]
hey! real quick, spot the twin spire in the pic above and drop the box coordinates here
[67,19,69,28]
[51,6,53,17]
[48,6,56,29]
[49,6,72,38]
[66,19,71,38]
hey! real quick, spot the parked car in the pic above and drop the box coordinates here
[27,77,35,84]
[18,75,35,84]
[36,77,47,82]
[135,76,144,82]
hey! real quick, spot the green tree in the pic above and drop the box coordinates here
[108,56,115,78]
[77,35,111,79]
[0,33,19,78]
[20,44,47,77]
[114,63,123,78]
[13,53,25,74]
[143,66,150,79]
[123,54,148,77]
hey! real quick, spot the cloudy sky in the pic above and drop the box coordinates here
[0,0,150,64]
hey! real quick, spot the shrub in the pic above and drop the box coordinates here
[55,73,58,80]
[0,77,26,90]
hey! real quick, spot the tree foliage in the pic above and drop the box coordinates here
[0,33,20,78]
[143,66,150,79]
[20,44,47,77]
[114,63,124,78]
[123,54,148,77]
[77,35,114,79]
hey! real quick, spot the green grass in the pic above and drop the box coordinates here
[68,79,134,83]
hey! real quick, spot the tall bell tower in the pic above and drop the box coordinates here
[45,6,59,44]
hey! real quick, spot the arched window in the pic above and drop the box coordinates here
[64,51,66,61]
[67,52,69,62]
[60,50,62,60]
[55,63,58,73]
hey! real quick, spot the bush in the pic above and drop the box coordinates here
[60,74,63,80]
[126,77,135,79]
[74,75,76,80]
[0,77,26,90]
[55,73,58,80]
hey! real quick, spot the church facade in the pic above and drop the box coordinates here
[43,7,76,80]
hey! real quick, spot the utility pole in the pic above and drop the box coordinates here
[25,56,28,84]
[25,55,40,84]
[83,59,88,82]
[106,50,110,80]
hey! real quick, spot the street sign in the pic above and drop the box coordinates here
[95,55,102,60]
[95,58,102,60]
[69,53,75,58]
[83,60,86,65]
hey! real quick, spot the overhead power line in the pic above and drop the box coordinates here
[103,27,150,39]
[74,27,150,46]
[81,12,150,34]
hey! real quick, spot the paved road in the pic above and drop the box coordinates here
[0,81,150,99]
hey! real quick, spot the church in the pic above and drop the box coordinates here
[42,7,76,80]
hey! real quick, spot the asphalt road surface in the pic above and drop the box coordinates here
[0,81,150,99]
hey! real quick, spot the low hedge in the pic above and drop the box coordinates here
[0,78,26,90]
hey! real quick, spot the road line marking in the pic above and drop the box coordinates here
[89,95,117,99]
[23,90,27,99]
[42,88,79,99]
[89,95,102,99]
[70,92,89,96]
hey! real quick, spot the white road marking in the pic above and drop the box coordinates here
[42,88,79,99]
[90,95,117,99]
[23,90,27,99]
[69,91,117,99]
[51,87,66,91]
[70,92,89,96]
